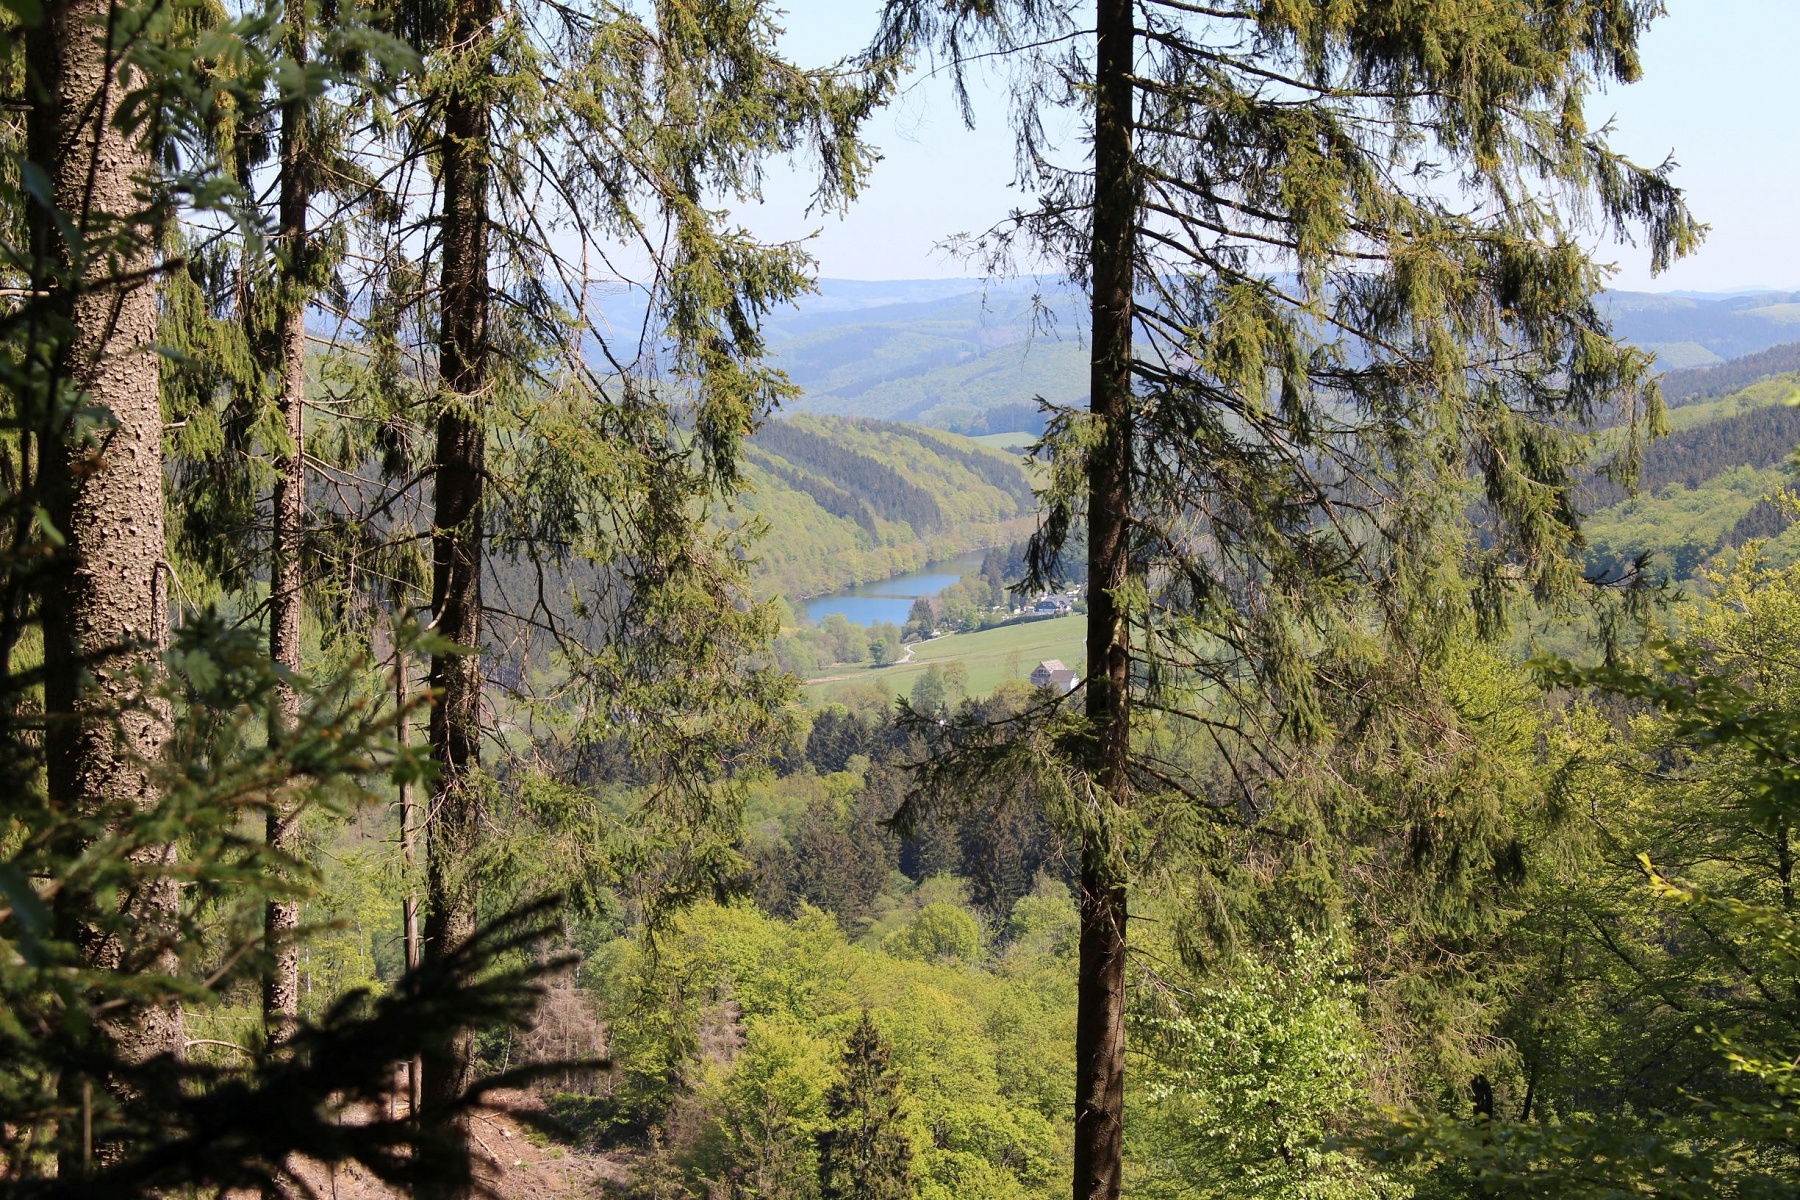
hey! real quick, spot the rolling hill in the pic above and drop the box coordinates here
[760,281,1800,434]
[1582,370,1800,581]
[765,283,1085,434]
[735,415,1040,600]
[1602,291,1800,368]
[744,282,1800,601]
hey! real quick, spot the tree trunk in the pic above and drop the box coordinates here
[421,0,493,1185]
[264,4,309,1045]
[1075,2,1135,1198]
[28,0,178,1158]
[33,0,175,1030]
[399,652,423,1116]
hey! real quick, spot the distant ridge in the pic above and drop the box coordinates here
[763,282,1800,431]
[1661,342,1800,406]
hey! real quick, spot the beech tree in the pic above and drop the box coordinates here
[876,2,1700,1196]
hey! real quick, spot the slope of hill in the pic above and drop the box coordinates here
[766,285,1086,434]
[1583,374,1800,581]
[1659,341,1800,405]
[1604,291,1800,367]
[761,281,1800,433]
[736,415,1039,600]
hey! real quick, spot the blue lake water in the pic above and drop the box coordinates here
[804,554,987,628]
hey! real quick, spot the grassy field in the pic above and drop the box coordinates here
[970,431,1037,454]
[805,614,1085,704]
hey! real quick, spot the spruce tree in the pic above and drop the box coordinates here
[817,1012,915,1200]
[877,3,1701,1196]
[406,0,496,1157]
[27,0,180,1095]
[318,1,897,1188]
[147,0,410,1043]
[263,0,316,1042]
[0,1,572,1190]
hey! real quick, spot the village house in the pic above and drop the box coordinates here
[1029,659,1079,693]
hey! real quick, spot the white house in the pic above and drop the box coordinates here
[1030,659,1079,693]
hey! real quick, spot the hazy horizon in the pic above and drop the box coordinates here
[745,1,1800,296]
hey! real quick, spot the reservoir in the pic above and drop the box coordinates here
[803,554,986,628]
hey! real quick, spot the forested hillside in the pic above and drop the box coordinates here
[760,284,1800,435]
[739,416,1039,598]
[1660,339,1800,404]
[1603,290,1800,366]
[766,286,1086,434]
[1584,369,1800,580]
[9,4,1800,1200]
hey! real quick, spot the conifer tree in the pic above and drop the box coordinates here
[406,0,496,1148]
[264,0,314,1042]
[148,0,409,1042]
[0,0,573,1189]
[817,1012,915,1200]
[877,3,1701,1196]
[27,0,179,1086]
[318,2,896,1189]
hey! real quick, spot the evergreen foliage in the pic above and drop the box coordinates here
[875,1,1702,1190]
[0,43,569,1157]
[817,1013,916,1200]
[1376,552,1800,1196]
[9,0,1800,1196]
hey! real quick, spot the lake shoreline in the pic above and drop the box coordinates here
[801,550,994,628]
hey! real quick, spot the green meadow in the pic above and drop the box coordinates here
[806,614,1085,704]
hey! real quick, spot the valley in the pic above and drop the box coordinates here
[805,614,1086,702]
[736,414,1039,601]
[25,6,1800,1200]
[751,292,1800,708]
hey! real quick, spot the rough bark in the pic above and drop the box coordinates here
[1074,2,1135,1198]
[264,5,310,1044]
[399,653,423,1116]
[421,0,494,1185]
[31,0,176,1048]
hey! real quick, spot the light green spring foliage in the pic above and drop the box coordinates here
[596,895,1078,1200]
[593,876,1457,1200]
[1373,550,1800,1197]
[881,902,982,964]
[1129,927,1403,1200]
[1114,635,1556,1113]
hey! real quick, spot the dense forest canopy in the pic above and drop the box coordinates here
[1,1,1798,1200]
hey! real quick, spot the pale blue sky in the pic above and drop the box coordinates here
[752,0,1800,292]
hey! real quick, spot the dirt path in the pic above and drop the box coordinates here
[272,1092,631,1199]
[804,638,920,686]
